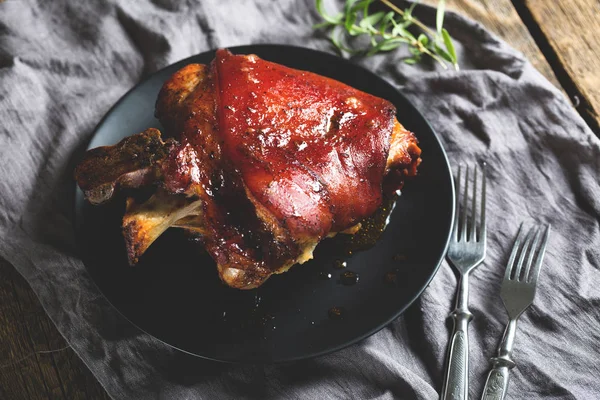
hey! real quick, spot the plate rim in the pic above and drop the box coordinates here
[75,43,455,364]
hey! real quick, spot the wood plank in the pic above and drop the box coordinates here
[1,266,50,400]
[421,0,561,89]
[12,275,66,399]
[514,0,600,131]
[0,259,110,400]
[0,263,35,400]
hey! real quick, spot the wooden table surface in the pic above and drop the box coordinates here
[1,1,599,399]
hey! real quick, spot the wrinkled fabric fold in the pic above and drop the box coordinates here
[1,0,599,399]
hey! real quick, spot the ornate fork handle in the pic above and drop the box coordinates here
[441,274,473,400]
[481,320,518,400]
[481,361,513,400]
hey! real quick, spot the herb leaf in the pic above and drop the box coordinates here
[432,42,453,63]
[360,11,385,29]
[442,28,459,70]
[314,0,459,69]
[436,0,446,34]
[405,0,419,19]
[315,0,343,25]
[367,37,409,56]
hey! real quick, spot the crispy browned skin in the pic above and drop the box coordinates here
[155,50,421,289]
[119,119,421,287]
[75,50,421,290]
[74,128,174,205]
[158,61,290,289]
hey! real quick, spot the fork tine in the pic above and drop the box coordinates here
[528,224,551,284]
[522,226,542,282]
[453,165,461,241]
[513,227,536,281]
[479,163,486,242]
[460,165,469,241]
[504,224,526,281]
[469,166,478,242]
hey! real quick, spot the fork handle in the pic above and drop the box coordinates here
[481,358,515,400]
[441,309,473,400]
[481,319,517,400]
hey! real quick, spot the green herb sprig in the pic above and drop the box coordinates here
[315,0,458,70]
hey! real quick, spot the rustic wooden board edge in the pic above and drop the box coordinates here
[421,0,562,88]
[512,0,600,134]
[0,259,111,400]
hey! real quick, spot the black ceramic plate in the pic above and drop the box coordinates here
[76,44,454,363]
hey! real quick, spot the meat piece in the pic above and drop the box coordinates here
[384,120,422,194]
[123,189,203,264]
[74,129,174,204]
[157,49,421,288]
[76,49,421,290]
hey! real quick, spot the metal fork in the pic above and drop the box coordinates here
[441,164,487,400]
[481,224,551,400]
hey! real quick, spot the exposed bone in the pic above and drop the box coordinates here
[74,128,175,205]
[123,189,203,265]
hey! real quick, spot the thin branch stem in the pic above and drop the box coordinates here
[380,0,437,37]
[314,0,458,68]
[420,44,449,68]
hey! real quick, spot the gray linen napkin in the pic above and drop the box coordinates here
[1,0,599,398]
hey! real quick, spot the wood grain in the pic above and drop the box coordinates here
[516,0,600,130]
[0,259,111,400]
[421,0,561,89]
